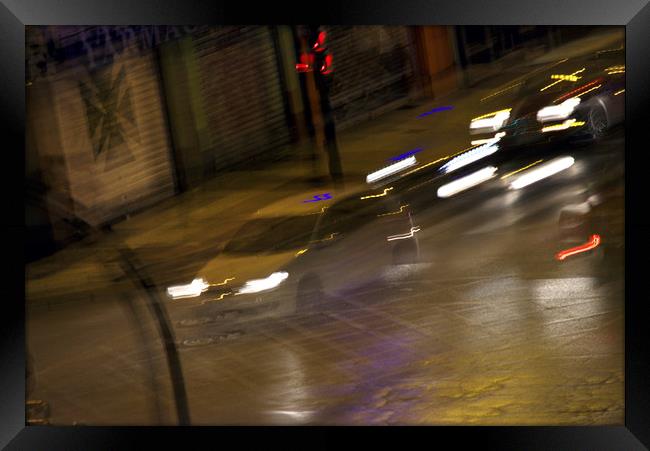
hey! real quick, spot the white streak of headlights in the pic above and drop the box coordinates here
[536,97,580,122]
[440,142,499,174]
[366,156,417,184]
[387,226,421,242]
[469,111,511,132]
[167,278,210,299]
[509,156,575,190]
[471,132,505,146]
[236,272,289,294]
[437,166,497,198]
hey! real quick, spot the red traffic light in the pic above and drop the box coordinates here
[295,52,315,73]
[312,31,327,53]
[320,53,334,75]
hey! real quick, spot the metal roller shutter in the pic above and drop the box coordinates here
[324,26,418,130]
[192,26,291,171]
[35,27,176,226]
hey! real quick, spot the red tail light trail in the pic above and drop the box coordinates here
[555,234,601,261]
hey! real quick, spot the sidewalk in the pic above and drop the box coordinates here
[23,79,506,307]
[24,89,479,306]
[26,29,623,306]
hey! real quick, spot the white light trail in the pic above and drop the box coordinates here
[236,272,289,294]
[536,97,580,122]
[167,278,210,299]
[469,110,511,132]
[440,142,499,174]
[470,131,506,146]
[366,156,417,184]
[387,226,421,242]
[508,156,575,190]
[437,166,497,198]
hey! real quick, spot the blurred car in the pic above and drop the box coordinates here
[169,188,420,331]
[469,48,624,149]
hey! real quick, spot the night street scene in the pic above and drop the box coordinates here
[25,25,625,426]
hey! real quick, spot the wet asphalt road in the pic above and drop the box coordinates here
[169,131,624,425]
[27,131,624,425]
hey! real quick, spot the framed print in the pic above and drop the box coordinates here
[4,0,650,449]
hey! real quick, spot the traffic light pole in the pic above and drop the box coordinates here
[292,26,326,184]
[313,61,344,187]
[308,25,344,188]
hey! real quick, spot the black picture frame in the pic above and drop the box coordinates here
[5,0,650,449]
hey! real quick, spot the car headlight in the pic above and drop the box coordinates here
[167,278,210,299]
[469,109,511,133]
[536,97,581,122]
[236,272,289,295]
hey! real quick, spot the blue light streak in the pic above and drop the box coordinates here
[388,147,423,162]
[417,105,453,118]
[303,193,332,203]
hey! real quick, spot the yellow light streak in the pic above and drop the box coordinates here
[404,143,491,188]
[201,291,233,305]
[471,108,512,122]
[549,58,569,67]
[573,84,602,99]
[377,204,409,217]
[551,74,580,82]
[209,277,235,286]
[614,89,625,96]
[480,82,524,102]
[540,79,563,91]
[360,187,393,199]
[500,160,544,180]
[541,119,585,133]
[541,68,585,91]
[295,248,308,256]
[480,58,568,100]
[401,143,483,178]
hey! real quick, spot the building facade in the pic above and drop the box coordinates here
[26,25,575,260]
